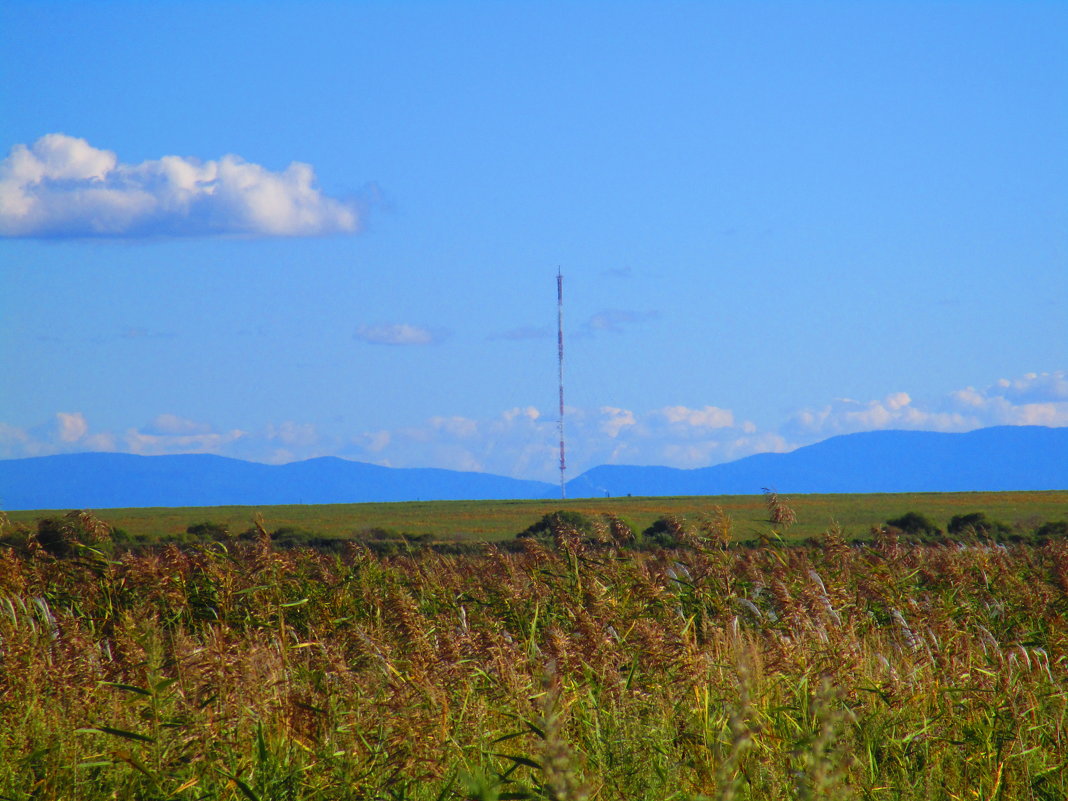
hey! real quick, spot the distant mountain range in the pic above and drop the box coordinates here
[0,426,1064,511]
[567,425,1067,497]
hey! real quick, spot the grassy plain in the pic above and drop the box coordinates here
[7,489,1067,543]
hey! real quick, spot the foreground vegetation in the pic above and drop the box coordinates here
[2,505,1067,799]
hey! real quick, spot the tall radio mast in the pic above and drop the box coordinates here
[557,269,566,499]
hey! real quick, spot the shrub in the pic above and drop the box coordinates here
[271,526,315,548]
[186,521,229,540]
[641,515,690,548]
[29,510,112,557]
[517,511,595,541]
[947,512,1011,540]
[886,511,942,539]
[354,526,403,541]
[1035,520,1068,541]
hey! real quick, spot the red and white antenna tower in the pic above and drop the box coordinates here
[557,269,566,499]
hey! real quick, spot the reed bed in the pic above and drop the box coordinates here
[1,520,1066,800]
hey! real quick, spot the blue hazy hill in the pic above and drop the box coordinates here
[0,452,557,510]
[0,426,1064,510]
[566,426,1068,497]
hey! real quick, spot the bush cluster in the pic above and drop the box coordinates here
[884,510,1067,545]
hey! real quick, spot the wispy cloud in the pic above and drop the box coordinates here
[120,327,174,341]
[582,309,659,335]
[142,414,213,436]
[124,427,247,456]
[0,133,360,238]
[36,325,175,345]
[354,323,446,346]
[488,325,551,341]
[658,405,736,430]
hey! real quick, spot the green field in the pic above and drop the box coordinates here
[7,489,1067,543]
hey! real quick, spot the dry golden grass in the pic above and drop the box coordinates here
[0,514,1066,799]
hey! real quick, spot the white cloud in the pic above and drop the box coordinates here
[144,413,212,436]
[659,405,735,429]
[430,416,479,438]
[599,406,637,437]
[341,407,555,477]
[0,422,34,456]
[56,411,89,442]
[0,133,359,238]
[123,428,247,456]
[358,430,392,453]
[994,372,1068,403]
[355,323,443,346]
[502,406,540,422]
[786,394,966,437]
[1,413,115,458]
[265,421,319,448]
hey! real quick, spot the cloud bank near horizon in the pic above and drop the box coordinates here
[0,134,359,238]
[2,372,1064,480]
[785,371,1068,439]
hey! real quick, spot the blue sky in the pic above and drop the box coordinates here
[1,0,1066,481]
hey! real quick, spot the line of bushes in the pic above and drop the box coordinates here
[3,506,1066,561]
[885,509,1068,545]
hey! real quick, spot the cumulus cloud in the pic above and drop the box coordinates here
[994,372,1068,403]
[503,406,541,423]
[0,133,360,238]
[0,412,114,458]
[786,393,967,437]
[340,407,554,476]
[56,411,89,442]
[569,404,773,469]
[355,323,444,346]
[599,407,637,438]
[946,372,1068,427]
